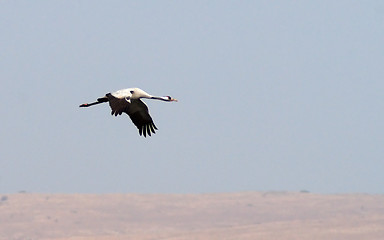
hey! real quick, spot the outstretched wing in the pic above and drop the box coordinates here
[106,94,157,137]
[106,93,130,116]
[126,99,158,137]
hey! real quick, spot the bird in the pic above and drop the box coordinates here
[79,88,177,137]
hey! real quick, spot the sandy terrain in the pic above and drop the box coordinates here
[0,192,383,240]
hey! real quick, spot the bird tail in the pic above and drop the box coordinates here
[79,96,108,107]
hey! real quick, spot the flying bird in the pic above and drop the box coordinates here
[79,88,177,137]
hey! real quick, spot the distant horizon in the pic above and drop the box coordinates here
[2,192,384,239]
[2,189,382,195]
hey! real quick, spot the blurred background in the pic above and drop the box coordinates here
[0,1,383,194]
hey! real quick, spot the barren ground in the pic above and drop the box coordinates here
[0,192,383,240]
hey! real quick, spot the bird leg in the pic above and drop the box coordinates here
[79,96,108,107]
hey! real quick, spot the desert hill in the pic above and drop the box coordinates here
[0,192,383,240]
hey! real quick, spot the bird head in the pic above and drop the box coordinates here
[165,96,178,102]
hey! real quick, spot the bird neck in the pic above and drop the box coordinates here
[150,96,170,101]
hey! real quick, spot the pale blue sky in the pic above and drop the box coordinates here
[0,1,383,194]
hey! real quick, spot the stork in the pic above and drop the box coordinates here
[79,88,177,137]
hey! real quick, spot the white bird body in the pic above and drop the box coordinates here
[110,88,134,99]
[111,88,150,99]
[79,87,177,137]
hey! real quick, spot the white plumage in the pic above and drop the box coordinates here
[79,88,177,137]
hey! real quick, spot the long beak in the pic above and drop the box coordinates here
[172,98,178,102]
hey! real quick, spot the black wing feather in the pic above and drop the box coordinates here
[106,94,157,137]
[106,93,129,116]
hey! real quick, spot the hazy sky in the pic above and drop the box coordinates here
[1,1,383,194]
